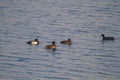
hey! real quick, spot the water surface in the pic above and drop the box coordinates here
[0,0,120,80]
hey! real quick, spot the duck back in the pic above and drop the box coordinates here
[103,37,114,40]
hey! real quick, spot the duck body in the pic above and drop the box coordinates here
[101,34,114,41]
[26,39,39,45]
[45,41,56,51]
[60,38,71,45]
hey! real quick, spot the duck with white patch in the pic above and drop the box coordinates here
[26,39,39,45]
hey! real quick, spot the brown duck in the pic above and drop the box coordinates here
[60,38,72,45]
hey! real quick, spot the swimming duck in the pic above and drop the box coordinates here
[101,34,114,41]
[26,39,39,45]
[45,41,56,51]
[60,38,72,45]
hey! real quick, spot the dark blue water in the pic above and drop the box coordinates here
[0,0,120,80]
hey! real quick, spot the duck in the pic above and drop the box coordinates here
[101,34,114,41]
[60,38,72,45]
[26,39,39,45]
[45,41,56,51]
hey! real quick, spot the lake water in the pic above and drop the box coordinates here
[0,0,120,80]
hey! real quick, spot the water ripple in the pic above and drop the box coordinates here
[0,0,120,80]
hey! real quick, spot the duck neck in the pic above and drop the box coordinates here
[102,36,105,40]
